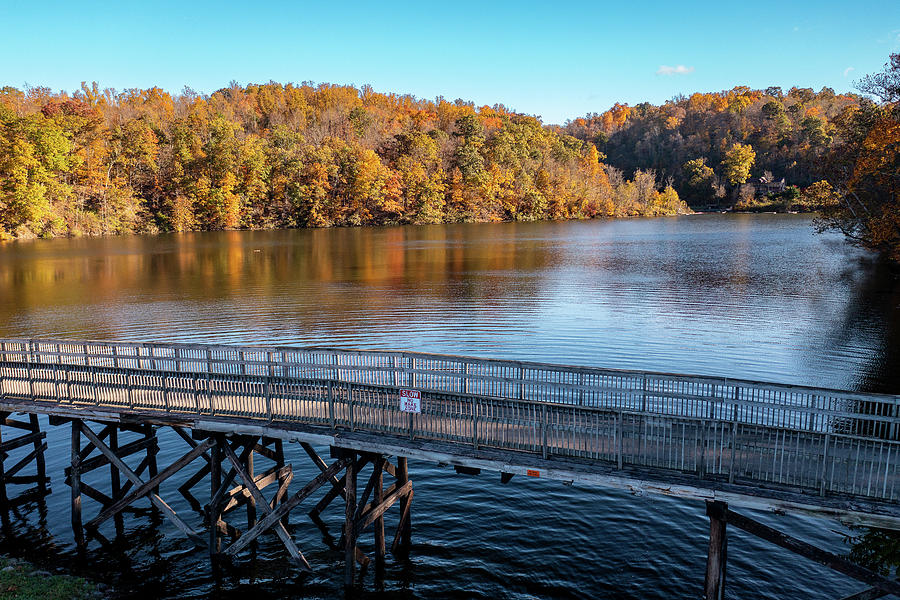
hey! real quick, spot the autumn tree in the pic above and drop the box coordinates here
[817,54,900,261]
[721,143,756,187]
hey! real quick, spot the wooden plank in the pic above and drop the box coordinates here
[2,418,35,430]
[0,431,44,453]
[3,442,47,478]
[724,508,900,596]
[78,422,205,545]
[222,442,312,571]
[224,456,351,557]
[88,437,214,528]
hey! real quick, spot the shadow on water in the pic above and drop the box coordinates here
[827,257,900,580]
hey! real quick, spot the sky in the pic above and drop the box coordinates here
[1,0,898,124]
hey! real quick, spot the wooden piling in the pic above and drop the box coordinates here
[395,456,411,552]
[374,458,385,573]
[0,416,7,511]
[29,414,46,487]
[705,501,727,600]
[246,449,256,530]
[108,427,124,534]
[344,450,357,588]
[209,434,222,559]
[70,420,85,548]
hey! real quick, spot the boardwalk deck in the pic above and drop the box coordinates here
[0,338,898,527]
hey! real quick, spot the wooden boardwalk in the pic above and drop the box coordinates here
[1,338,899,597]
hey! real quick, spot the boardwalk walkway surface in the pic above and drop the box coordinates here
[1,338,898,527]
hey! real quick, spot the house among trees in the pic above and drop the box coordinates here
[740,173,786,199]
[753,175,787,197]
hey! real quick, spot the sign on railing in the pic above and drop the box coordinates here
[400,389,421,413]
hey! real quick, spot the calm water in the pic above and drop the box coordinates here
[1,214,898,598]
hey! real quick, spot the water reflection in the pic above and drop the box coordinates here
[1,215,898,394]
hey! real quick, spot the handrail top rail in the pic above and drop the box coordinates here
[7,357,900,430]
[2,336,899,404]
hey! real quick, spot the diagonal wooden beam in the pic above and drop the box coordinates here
[725,509,900,597]
[224,456,351,558]
[354,457,386,523]
[838,587,890,600]
[4,443,47,478]
[222,465,292,513]
[64,437,157,476]
[209,439,255,511]
[391,488,413,554]
[222,442,311,571]
[309,455,370,518]
[78,422,205,546]
[87,437,214,528]
[300,442,344,494]
[355,481,412,534]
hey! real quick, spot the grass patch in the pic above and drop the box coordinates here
[0,557,102,600]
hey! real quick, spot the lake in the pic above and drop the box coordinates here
[1,213,898,598]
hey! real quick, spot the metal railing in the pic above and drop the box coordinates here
[1,338,898,503]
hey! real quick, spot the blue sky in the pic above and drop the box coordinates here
[2,0,898,124]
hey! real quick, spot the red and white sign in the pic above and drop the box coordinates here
[400,389,421,413]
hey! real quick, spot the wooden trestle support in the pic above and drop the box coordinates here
[52,419,413,587]
[0,411,49,522]
[704,501,900,600]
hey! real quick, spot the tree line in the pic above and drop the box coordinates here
[0,83,685,241]
[563,54,899,261]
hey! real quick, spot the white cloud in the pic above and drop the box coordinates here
[656,65,695,76]
[843,66,855,77]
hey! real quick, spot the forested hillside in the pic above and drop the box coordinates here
[0,83,685,240]
[563,86,859,205]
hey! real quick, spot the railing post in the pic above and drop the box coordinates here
[541,404,548,460]
[265,377,273,421]
[27,340,35,400]
[391,356,398,388]
[463,362,469,395]
[328,380,335,429]
[206,349,215,416]
[348,382,354,431]
[729,383,738,484]
[127,370,135,410]
[410,357,417,389]
[616,411,624,469]
[162,373,170,412]
[472,397,479,450]
[518,365,525,401]
[820,433,831,497]
[641,374,647,412]
[192,373,200,414]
